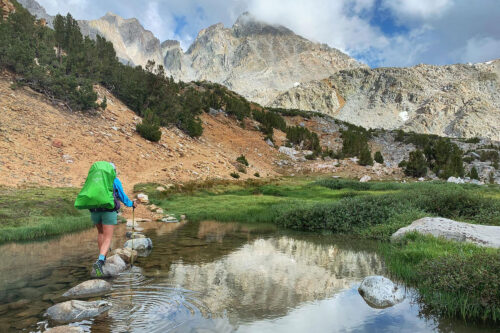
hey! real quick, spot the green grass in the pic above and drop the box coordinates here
[0,186,92,242]
[139,177,500,322]
[382,233,500,322]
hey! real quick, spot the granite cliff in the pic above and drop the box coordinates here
[271,60,500,140]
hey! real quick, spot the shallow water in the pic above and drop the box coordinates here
[0,221,496,332]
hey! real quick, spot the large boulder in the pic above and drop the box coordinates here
[358,276,404,308]
[110,248,138,264]
[391,217,500,248]
[124,237,153,251]
[90,255,127,278]
[46,300,111,323]
[62,279,111,298]
[44,325,84,333]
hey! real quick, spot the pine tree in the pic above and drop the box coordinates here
[374,151,384,164]
[405,150,427,177]
[358,146,373,166]
[469,166,479,180]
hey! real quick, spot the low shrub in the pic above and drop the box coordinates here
[254,172,260,177]
[136,109,162,142]
[236,155,249,166]
[230,172,240,179]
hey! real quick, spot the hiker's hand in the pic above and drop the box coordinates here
[132,200,138,208]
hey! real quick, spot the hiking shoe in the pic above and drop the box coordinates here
[93,260,105,277]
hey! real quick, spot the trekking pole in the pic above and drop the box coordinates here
[131,205,135,267]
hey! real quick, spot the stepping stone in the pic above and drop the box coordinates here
[62,280,111,298]
[45,300,111,323]
[124,238,153,251]
[90,255,127,278]
[125,231,146,239]
[110,248,138,264]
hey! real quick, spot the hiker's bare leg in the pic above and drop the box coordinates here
[96,223,104,251]
[99,225,114,257]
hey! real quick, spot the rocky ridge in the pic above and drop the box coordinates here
[18,1,365,105]
[271,60,500,140]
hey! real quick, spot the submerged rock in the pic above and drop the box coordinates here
[391,217,500,248]
[110,248,138,263]
[124,237,153,251]
[90,255,127,277]
[358,276,404,308]
[46,300,111,322]
[44,325,84,333]
[62,279,111,298]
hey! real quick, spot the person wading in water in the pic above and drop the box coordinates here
[75,161,137,277]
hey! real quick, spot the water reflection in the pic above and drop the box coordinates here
[166,237,385,320]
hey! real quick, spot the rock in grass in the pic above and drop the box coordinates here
[391,217,500,248]
[46,300,111,322]
[359,175,371,182]
[44,325,84,332]
[358,276,404,308]
[62,280,111,298]
[90,255,127,278]
[110,248,138,264]
[124,238,153,251]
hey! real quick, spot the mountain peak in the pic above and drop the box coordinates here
[232,11,293,37]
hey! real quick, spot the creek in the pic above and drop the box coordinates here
[0,221,495,332]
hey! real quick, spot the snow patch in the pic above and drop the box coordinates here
[399,111,409,122]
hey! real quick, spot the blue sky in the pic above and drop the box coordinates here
[37,0,500,68]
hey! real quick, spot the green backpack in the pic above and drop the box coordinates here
[75,161,116,210]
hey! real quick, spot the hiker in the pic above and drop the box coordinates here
[75,161,137,277]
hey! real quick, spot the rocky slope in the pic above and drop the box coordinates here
[271,60,500,140]
[17,0,365,105]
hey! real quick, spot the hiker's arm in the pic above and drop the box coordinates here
[113,178,134,207]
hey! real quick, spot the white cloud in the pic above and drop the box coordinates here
[382,0,453,20]
[460,37,500,63]
[33,0,500,67]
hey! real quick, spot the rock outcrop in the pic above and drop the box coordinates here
[358,276,404,308]
[271,60,500,140]
[1,0,15,20]
[391,217,500,248]
[62,279,112,298]
[45,300,111,322]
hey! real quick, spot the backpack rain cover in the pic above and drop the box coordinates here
[74,161,116,210]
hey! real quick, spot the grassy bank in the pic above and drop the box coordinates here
[140,177,500,322]
[0,187,92,243]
